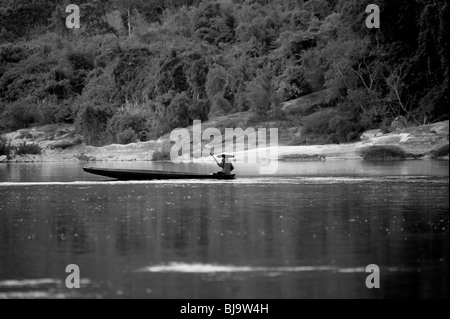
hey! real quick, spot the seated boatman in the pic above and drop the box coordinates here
[217,154,234,175]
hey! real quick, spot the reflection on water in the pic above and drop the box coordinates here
[0,161,448,298]
[0,160,449,183]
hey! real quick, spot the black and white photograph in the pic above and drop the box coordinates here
[0,0,448,303]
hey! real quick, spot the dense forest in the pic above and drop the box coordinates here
[0,0,448,146]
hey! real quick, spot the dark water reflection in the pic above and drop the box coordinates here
[0,159,449,182]
[0,161,448,299]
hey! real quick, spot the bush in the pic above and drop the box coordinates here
[47,99,75,123]
[0,138,14,157]
[327,115,363,143]
[0,139,4,156]
[188,99,210,122]
[0,52,57,102]
[233,92,249,112]
[0,43,30,66]
[112,48,155,101]
[431,145,449,158]
[209,95,232,118]
[245,68,280,119]
[206,67,228,101]
[164,92,191,129]
[0,97,74,132]
[359,146,407,161]
[66,50,94,72]
[107,111,150,144]
[277,65,313,102]
[193,2,236,46]
[345,89,385,130]
[116,128,138,145]
[151,142,172,161]
[151,149,171,161]
[0,100,42,131]
[75,103,114,146]
[148,92,192,137]
[14,142,42,156]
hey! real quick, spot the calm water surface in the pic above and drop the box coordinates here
[0,160,448,299]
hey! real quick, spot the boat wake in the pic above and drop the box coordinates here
[0,278,94,299]
[0,176,447,187]
[136,262,416,274]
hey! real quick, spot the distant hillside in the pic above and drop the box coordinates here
[1,0,448,149]
[1,114,448,163]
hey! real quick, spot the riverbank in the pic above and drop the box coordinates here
[0,120,448,163]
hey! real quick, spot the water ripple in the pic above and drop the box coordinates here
[136,263,417,274]
[0,176,447,187]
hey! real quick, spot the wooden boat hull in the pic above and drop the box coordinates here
[83,167,236,180]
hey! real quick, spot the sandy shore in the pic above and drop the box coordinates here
[1,121,448,163]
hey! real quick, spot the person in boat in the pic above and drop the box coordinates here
[215,154,234,175]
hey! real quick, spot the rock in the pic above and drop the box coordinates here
[280,154,326,162]
[0,155,7,162]
[429,144,449,159]
[49,136,83,150]
[55,129,70,138]
[360,129,384,140]
[280,89,332,115]
[359,145,407,161]
[75,153,96,162]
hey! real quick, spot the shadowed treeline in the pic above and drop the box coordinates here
[1,0,448,147]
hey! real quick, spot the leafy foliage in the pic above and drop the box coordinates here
[106,111,150,144]
[360,145,407,161]
[193,2,236,46]
[0,100,42,131]
[0,139,42,157]
[75,103,114,146]
[245,67,281,119]
[0,0,447,146]
[151,142,172,161]
[0,138,13,157]
[15,141,42,156]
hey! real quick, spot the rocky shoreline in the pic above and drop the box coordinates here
[1,120,448,163]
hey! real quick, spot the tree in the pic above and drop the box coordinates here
[115,0,142,36]
[193,2,236,46]
[80,0,120,37]
[384,63,411,120]
[205,66,228,102]
[0,0,58,38]
[246,67,280,118]
[277,64,312,101]
[75,102,114,146]
[185,54,208,100]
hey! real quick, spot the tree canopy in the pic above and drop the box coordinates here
[0,0,448,145]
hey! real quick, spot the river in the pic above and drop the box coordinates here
[0,160,448,299]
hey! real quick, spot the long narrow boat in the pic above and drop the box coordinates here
[83,167,236,180]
